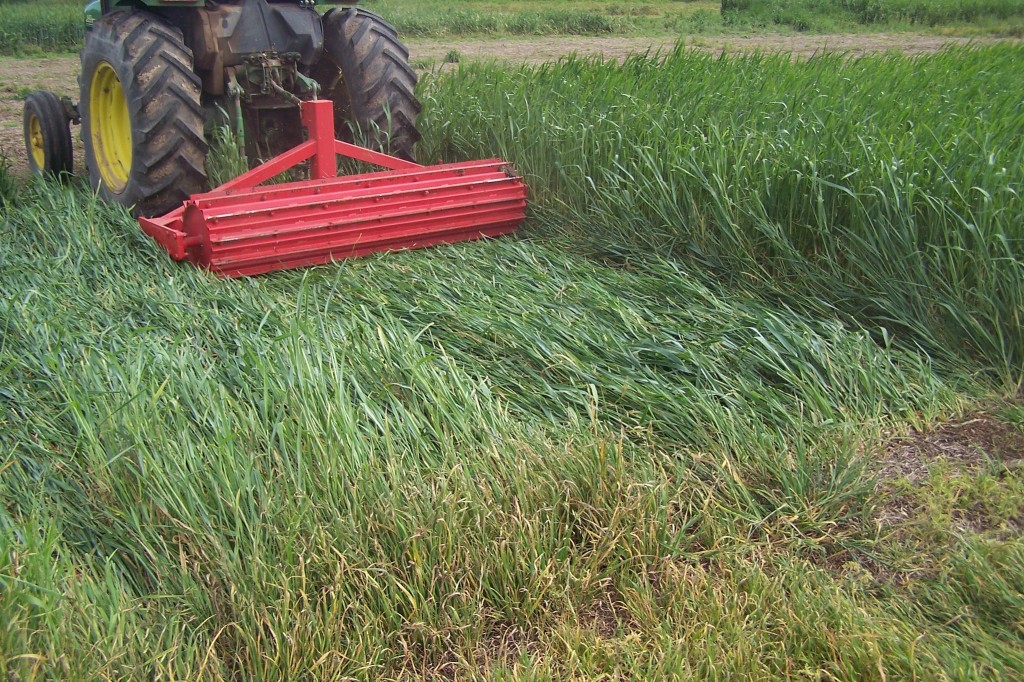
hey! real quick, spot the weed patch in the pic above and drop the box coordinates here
[874,411,1024,538]
[878,412,1024,484]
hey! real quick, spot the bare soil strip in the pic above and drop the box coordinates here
[876,411,1024,531]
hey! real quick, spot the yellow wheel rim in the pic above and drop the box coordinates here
[28,113,45,169]
[89,61,132,192]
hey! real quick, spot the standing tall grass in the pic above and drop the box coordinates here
[377,6,625,37]
[0,0,82,55]
[419,44,1024,385]
[855,0,1024,23]
[721,0,1024,29]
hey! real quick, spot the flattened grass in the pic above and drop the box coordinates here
[2,43,1023,680]
[0,178,987,679]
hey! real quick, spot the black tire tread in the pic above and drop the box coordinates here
[80,11,207,217]
[23,90,73,177]
[320,8,421,162]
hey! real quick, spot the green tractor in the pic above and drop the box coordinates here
[24,0,421,217]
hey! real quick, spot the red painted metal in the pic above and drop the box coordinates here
[138,99,527,277]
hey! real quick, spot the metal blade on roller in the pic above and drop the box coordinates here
[181,159,528,277]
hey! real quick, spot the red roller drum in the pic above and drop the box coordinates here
[139,100,528,277]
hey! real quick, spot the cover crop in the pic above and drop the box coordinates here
[420,43,1024,383]
[2,42,1022,680]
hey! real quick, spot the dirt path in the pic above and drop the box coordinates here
[0,33,1011,178]
[409,32,1001,65]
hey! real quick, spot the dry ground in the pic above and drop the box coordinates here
[0,33,1010,177]
[0,56,82,178]
[876,411,1024,531]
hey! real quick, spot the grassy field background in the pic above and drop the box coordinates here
[1,0,1023,55]
[2,34,1024,678]
[722,0,1024,32]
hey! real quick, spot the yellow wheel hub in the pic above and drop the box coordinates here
[89,61,132,192]
[28,113,45,169]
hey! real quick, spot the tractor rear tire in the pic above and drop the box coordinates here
[319,8,422,162]
[80,11,207,217]
[23,91,73,177]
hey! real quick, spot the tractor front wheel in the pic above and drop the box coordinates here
[80,11,207,217]
[23,90,73,177]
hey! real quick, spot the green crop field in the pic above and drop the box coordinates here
[722,0,1024,31]
[2,39,1022,679]
[0,0,83,55]
[2,0,1023,56]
